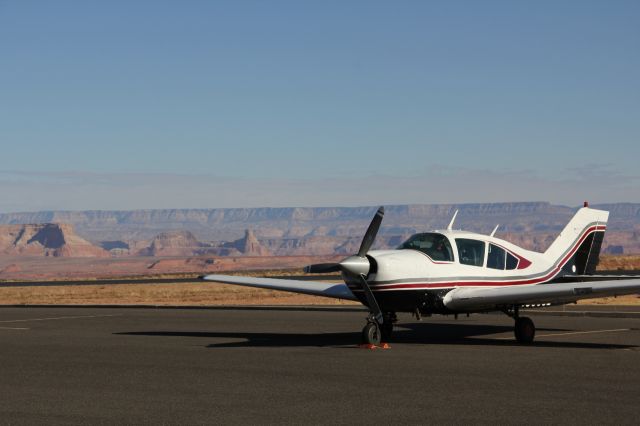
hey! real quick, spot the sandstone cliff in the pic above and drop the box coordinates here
[134,229,272,257]
[136,230,204,257]
[233,229,271,256]
[0,224,109,257]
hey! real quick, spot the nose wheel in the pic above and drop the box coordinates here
[362,322,382,346]
[361,312,396,345]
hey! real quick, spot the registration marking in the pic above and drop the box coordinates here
[0,314,122,324]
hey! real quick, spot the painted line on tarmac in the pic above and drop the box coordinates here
[0,326,29,330]
[495,328,632,340]
[537,328,632,338]
[0,314,122,324]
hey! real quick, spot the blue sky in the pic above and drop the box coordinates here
[1,1,639,211]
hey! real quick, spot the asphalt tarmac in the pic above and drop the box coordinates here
[0,307,639,425]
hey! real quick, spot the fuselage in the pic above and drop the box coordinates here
[344,229,576,314]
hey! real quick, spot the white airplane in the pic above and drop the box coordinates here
[201,203,640,345]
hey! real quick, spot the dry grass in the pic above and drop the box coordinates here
[577,295,640,305]
[0,282,359,306]
[598,255,640,272]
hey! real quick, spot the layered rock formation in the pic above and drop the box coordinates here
[0,224,109,257]
[0,202,582,242]
[132,229,272,257]
[1,203,639,256]
[232,229,271,256]
[136,231,204,257]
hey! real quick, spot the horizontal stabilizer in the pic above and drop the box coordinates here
[443,279,640,311]
[200,274,357,301]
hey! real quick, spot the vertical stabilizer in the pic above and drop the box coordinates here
[544,206,608,275]
[544,207,609,275]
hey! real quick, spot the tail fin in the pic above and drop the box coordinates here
[544,206,608,275]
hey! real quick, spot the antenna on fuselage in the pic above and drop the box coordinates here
[490,224,499,237]
[447,209,459,231]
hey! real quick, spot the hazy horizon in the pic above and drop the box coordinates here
[1,167,638,213]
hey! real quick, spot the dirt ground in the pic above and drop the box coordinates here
[0,282,359,306]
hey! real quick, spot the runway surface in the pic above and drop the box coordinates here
[1,307,639,425]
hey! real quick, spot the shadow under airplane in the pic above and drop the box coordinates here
[115,322,638,350]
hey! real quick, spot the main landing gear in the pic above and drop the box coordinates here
[514,316,535,344]
[504,306,535,344]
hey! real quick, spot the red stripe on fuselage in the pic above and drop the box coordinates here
[364,225,606,291]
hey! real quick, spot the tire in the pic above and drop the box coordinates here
[362,322,381,345]
[381,322,393,341]
[514,317,535,344]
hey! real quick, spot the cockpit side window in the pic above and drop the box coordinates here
[455,238,485,267]
[398,233,454,262]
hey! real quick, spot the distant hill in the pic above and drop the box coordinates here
[0,223,109,257]
[1,202,639,255]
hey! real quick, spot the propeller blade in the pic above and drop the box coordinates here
[357,206,385,257]
[304,263,341,274]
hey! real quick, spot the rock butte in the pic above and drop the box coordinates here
[0,224,109,258]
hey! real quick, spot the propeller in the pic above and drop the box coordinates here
[304,206,384,278]
[305,206,386,324]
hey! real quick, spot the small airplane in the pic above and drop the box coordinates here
[201,203,640,345]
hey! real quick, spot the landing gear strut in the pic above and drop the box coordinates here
[361,312,396,345]
[503,306,536,344]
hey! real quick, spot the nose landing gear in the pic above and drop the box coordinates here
[362,321,381,346]
[361,312,396,345]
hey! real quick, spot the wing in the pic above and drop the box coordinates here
[553,274,640,283]
[200,274,358,301]
[443,278,640,311]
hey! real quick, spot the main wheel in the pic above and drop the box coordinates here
[514,316,535,344]
[362,322,381,345]
[381,321,393,341]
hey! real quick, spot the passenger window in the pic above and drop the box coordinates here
[506,253,518,270]
[455,239,485,267]
[487,244,506,270]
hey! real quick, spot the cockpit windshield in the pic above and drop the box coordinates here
[398,233,454,262]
